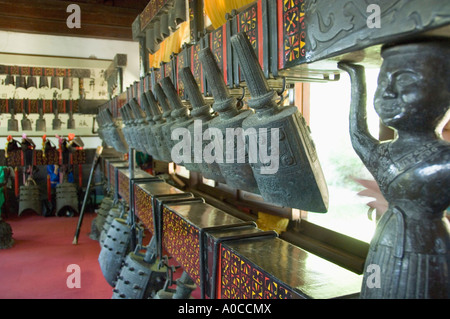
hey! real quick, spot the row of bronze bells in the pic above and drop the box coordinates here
[145,0,187,54]
[18,179,42,216]
[7,99,75,132]
[4,74,73,90]
[18,178,79,217]
[98,32,329,213]
[94,195,196,299]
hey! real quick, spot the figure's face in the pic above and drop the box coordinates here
[374,51,449,131]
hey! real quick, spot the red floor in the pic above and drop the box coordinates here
[0,212,113,299]
[0,211,202,299]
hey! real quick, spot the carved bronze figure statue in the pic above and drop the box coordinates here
[339,38,450,299]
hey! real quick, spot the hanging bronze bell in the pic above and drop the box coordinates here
[99,204,126,245]
[160,76,201,172]
[231,32,329,212]
[146,28,160,55]
[55,182,79,216]
[168,9,177,32]
[103,108,129,153]
[39,76,49,88]
[26,76,37,89]
[118,106,133,150]
[112,238,167,299]
[129,98,153,155]
[173,0,187,26]
[36,99,46,132]
[123,103,145,152]
[145,89,169,162]
[21,99,32,131]
[18,180,42,216]
[63,77,73,90]
[15,76,26,89]
[199,47,260,194]
[7,100,19,132]
[154,19,164,44]
[52,100,62,130]
[139,92,161,159]
[5,74,14,86]
[160,13,171,39]
[179,66,227,183]
[153,83,177,162]
[98,217,142,287]
[51,76,60,89]
[67,102,76,129]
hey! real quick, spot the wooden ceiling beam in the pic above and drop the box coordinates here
[0,14,134,40]
[0,0,147,40]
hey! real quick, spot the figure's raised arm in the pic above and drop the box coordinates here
[338,62,379,165]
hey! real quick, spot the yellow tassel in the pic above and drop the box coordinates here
[256,211,289,235]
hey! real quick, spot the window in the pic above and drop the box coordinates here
[305,68,381,243]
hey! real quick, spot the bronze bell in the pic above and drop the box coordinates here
[123,103,144,152]
[140,91,161,159]
[146,27,160,55]
[15,76,27,89]
[7,100,19,132]
[145,89,168,162]
[118,106,133,149]
[5,74,14,86]
[21,99,32,131]
[179,66,227,183]
[52,100,62,130]
[26,76,37,89]
[132,96,160,158]
[173,0,187,26]
[18,181,42,216]
[67,107,76,129]
[63,77,73,90]
[39,76,49,88]
[231,32,329,212]
[160,13,170,39]
[199,47,260,194]
[168,9,177,32]
[154,19,164,44]
[160,76,201,172]
[51,76,60,89]
[55,182,79,217]
[103,108,129,153]
[129,99,152,154]
[36,99,46,132]
[153,83,177,162]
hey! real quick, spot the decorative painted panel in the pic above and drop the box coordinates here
[162,206,201,285]
[208,25,228,84]
[219,245,296,299]
[176,51,187,99]
[278,0,307,70]
[134,184,154,233]
[190,43,203,93]
[118,169,129,200]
